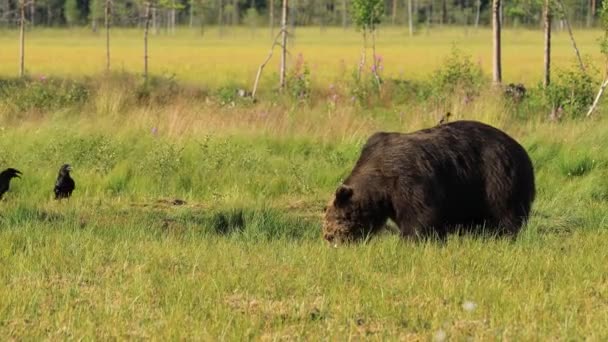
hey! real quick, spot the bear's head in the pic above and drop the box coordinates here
[323,184,379,245]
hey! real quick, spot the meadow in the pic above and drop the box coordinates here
[0,26,608,340]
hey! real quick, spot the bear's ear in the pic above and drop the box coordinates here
[334,185,354,206]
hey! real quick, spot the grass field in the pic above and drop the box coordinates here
[0,26,607,86]
[1,26,608,340]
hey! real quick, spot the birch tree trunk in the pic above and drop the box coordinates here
[407,0,413,36]
[144,2,152,80]
[105,0,111,72]
[19,0,25,77]
[475,0,481,28]
[279,0,288,90]
[543,0,551,87]
[492,0,502,85]
[391,0,396,25]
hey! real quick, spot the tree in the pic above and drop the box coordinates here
[351,0,384,81]
[144,1,152,80]
[280,0,288,89]
[105,0,112,72]
[587,0,608,117]
[543,0,551,87]
[492,0,501,85]
[90,0,104,32]
[407,0,413,36]
[64,0,80,26]
[19,0,27,77]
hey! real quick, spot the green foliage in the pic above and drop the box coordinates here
[348,66,380,106]
[243,7,261,27]
[430,47,484,101]
[140,141,183,182]
[0,78,89,113]
[544,63,597,118]
[64,0,80,26]
[88,0,104,21]
[351,0,384,32]
[601,0,608,55]
[215,83,248,106]
[136,74,206,105]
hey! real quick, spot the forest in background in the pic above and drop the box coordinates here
[0,0,603,30]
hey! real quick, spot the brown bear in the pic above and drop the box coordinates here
[323,120,535,244]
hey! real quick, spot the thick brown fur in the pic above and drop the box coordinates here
[323,120,536,244]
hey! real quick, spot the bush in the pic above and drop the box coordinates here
[544,63,597,119]
[0,77,89,112]
[430,47,484,102]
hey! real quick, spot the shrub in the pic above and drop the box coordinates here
[430,47,484,102]
[544,63,597,119]
[0,77,89,112]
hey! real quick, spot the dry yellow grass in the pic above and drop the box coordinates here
[0,26,604,87]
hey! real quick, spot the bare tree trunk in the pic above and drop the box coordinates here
[19,0,25,77]
[144,2,152,81]
[171,1,176,34]
[252,31,283,99]
[105,0,111,72]
[587,79,608,117]
[441,0,447,25]
[543,0,551,87]
[407,0,413,36]
[492,0,502,85]
[392,0,397,25]
[279,0,288,90]
[555,0,585,73]
[475,0,481,28]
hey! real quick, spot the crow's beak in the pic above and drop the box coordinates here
[67,166,73,172]
[15,170,22,178]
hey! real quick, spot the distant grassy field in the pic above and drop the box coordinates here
[0,26,606,86]
[1,26,608,339]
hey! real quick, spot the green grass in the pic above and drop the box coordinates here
[1,26,608,339]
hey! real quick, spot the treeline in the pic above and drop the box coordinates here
[0,0,603,29]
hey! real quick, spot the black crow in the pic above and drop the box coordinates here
[0,168,22,200]
[54,164,75,200]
